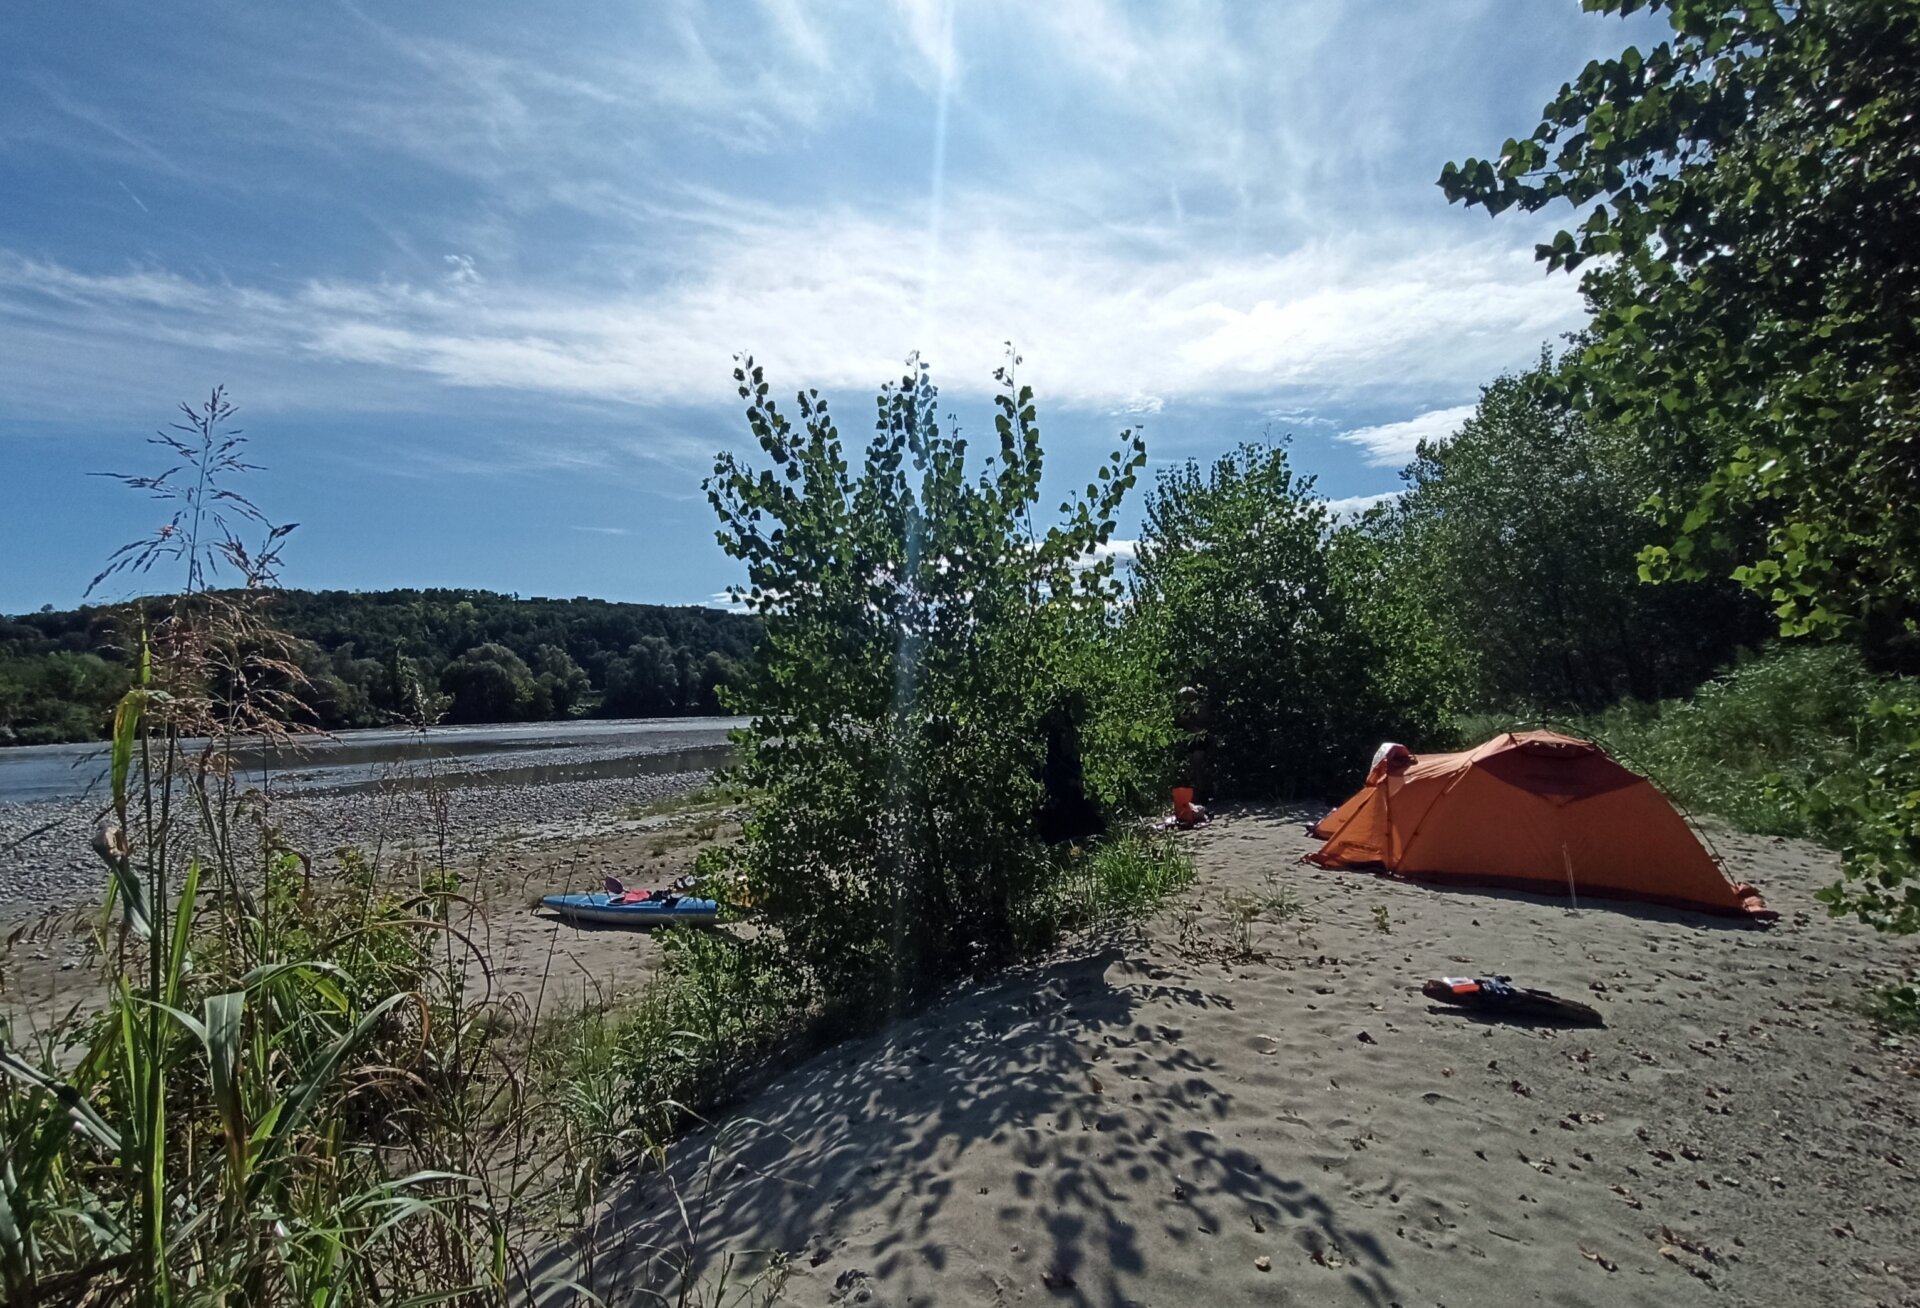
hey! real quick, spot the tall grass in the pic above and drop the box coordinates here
[0,391,562,1307]
[542,930,804,1178]
[1579,644,1919,844]
[1048,832,1196,923]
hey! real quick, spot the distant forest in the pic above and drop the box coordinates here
[0,588,761,745]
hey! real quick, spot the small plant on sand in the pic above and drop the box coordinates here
[1372,904,1392,934]
[1222,891,1265,959]
[1863,980,1920,1034]
[1179,882,1304,963]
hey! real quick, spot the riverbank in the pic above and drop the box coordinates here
[0,716,741,917]
[0,769,717,919]
[0,764,735,1038]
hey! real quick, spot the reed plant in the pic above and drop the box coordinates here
[0,391,556,1307]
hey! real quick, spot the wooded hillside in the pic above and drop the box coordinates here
[0,588,759,744]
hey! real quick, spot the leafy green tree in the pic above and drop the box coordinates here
[1439,0,1920,648]
[708,353,1142,1005]
[1384,353,1763,711]
[1442,0,1920,930]
[438,642,537,723]
[1128,442,1449,797]
[1325,516,1469,738]
[690,650,737,714]
[530,643,591,717]
[602,635,679,717]
[1062,600,1183,815]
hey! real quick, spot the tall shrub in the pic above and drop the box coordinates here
[1383,353,1765,712]
[707,354,1144,1006]
[1128,442,1450,798]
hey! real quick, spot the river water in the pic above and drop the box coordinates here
[0,717,746,806]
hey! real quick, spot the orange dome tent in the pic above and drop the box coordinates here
[1306,731,1773,919]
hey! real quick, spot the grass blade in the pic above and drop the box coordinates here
[0,1046,122,1154]
[253,991,415,1181]
[165,860,201,1010]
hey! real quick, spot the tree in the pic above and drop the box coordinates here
[602,636,679,717]
[438,643,537,723]
[530,643,591,717]
[690,650,736,714]
[1442,0,1920,929]
[0,652,129,745]
[708,353,1142,1005]
[1440,0,1920,651]
[1384,353,1763,711]
[1128,442,1449,798]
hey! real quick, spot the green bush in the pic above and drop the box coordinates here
[1127,442,1454,800]
[1061,610,1182,816]
[706,353,1143,1008]
[1584,645,1908,836]
[1864,980,1920,1033]
[1583,644,1920,934]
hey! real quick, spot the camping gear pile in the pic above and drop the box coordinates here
[1164,786,1210,830]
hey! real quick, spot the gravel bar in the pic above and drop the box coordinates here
[0,768,712,919]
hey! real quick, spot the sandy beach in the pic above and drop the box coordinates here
[548,808,1920,1308]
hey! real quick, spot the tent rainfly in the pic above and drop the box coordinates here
[1307,730,1774,920]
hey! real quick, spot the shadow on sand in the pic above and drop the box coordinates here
[531,940,1403,1307]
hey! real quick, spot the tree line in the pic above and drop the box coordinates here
[0,588,759,744]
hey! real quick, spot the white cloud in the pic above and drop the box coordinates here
[443,254,481,287]
[570,525,631,536]
[1322,490,1400,519]
[0,217,1577,420]
[1336,405,1475,468]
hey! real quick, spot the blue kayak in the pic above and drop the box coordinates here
[540,893,719,928]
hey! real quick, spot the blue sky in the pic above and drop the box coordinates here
[1,1,1654,613]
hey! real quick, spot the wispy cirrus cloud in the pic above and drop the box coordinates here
[0,221,1576,419]
[3,0,1665,610]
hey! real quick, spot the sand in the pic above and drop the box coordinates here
[549,807,1920,1308]
[448,799,741,1017]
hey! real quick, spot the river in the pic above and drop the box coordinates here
[0,716,746,806]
